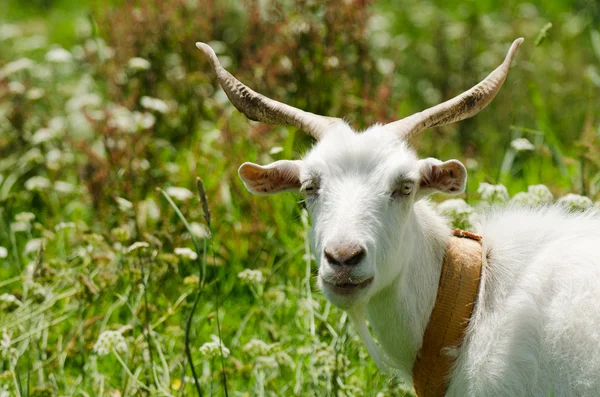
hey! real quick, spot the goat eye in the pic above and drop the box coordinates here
[392,181,414,198]
[301,181,318,196]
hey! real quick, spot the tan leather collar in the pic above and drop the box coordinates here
[412,229,483,397]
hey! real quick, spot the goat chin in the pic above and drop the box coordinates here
[363,203,600,396]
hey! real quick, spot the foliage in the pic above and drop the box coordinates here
[0,0,599,395]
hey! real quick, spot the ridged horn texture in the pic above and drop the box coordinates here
[196,42,344,140]
[383,38,524,139]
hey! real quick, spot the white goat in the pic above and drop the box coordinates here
[197,38,600,396]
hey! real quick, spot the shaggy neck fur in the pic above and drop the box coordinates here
[350,200,451,383]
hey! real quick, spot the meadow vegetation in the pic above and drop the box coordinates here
[1,0,599,395]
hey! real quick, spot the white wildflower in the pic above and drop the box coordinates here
[269,146,284,155]
[144,198,161,220]
[127,57,151,71]
[8,81,25,94]
[75,18,92,38]
[528,184,553,203]
[10,222,28,232]
[140,96,169,113]
[54,181,76,194]
[45,47,72,63]
[510,137,535,152]
[438,199,472,217]
[557,194,592,210]
[112,226,131,242]
[510,192,538,206]
[72,45,86,60]
[264,288,286,305]
[1,58,34,77]
[465,158,479,170]
[165,162,180,174]
[237,269,265,285]
[297,345,312,355]
[48,116,65,132]
[94,330,127,356]
[55,222,76,231]
[275,350,294,368]
[19,35,47,51]
[0,24,21,41]
[66,93,102,112]
[314,342,336,376]
[0,294,20,306]
[165,186,193,201]
[438,199,472,228]
[26,87,45,100]
[15,212,35,224]
[256,356,279,370]
[298,297,320,316]
[133,111,155,130]
[0,247,7,259]
[174,247,198,260]
[25,176,52,191]
[199,335,230,359]
[0,331,15,361]
[115,197,134,212]
[108,105,136,133]
[31,127,59,144]
[24,238,44,255]
[189,222,210,239]
[46,148,63,170]
[478,182,509,203]
[22,147,44,164]
[243,339,272,355]
[126,241,150,253]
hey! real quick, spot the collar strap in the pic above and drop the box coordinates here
[412,229,483,396]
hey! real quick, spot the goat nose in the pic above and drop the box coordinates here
[324,243,366,266]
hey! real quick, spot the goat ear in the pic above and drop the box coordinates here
[418,158,467,196]
[238,160,302,195]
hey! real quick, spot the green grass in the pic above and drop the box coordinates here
[0,0,599,396]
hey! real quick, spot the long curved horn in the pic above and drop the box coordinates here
[196,42,344,140]
[383,38,524,139]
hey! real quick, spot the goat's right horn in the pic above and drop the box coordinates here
[196,42,344,140]
[382,38,524,139]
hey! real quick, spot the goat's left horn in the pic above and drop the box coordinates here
[383,38,524,139]
[196,42,344,140]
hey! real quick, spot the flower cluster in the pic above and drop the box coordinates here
[237,269,265,285]
[510,185,554,206]
[199,335,230,359]
[166,186,194,201]
[557,194,593,210]
[93,330,127,356]
[243,338,272,356]
[438,199,473,229]
[174,247,198,260]
[510,137,535,152]
[478,182,509,203]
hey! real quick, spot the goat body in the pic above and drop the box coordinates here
[367,198,600,395]
[197,38,600,395]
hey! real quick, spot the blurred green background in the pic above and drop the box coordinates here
[1,0,599,396]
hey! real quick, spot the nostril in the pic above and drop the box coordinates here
[324,248,341,266]
[345,248,366,266]
[324,244,366,266]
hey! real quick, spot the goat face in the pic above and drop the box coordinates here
[239,125,467,309]
[197,38,522,309]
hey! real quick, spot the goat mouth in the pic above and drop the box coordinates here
[322,277,374,296]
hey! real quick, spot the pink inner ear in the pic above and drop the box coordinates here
[239,162,301,194]
[420,160,466,193]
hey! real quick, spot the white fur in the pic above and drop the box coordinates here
[241,124,600,396]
